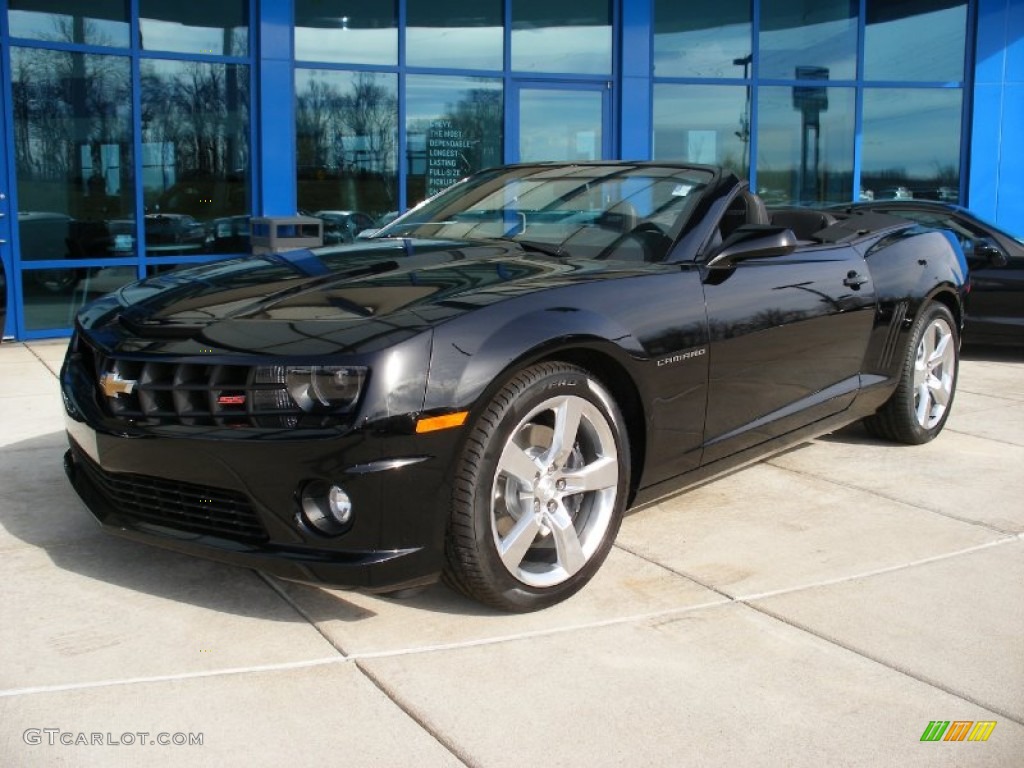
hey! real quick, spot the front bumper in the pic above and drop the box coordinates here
[61,353,462,592]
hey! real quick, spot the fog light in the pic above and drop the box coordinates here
[300,482,353,535]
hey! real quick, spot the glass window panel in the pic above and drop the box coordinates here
[140,60,251,256]
[8,0,129,47]
[512,0,611,74]
[755,85,855,205]
[406,76,503,207]
[653,84,750,179]
[139,0,248,56]
[759,0,857,81]
[22,266,137,331]
[865,0,967,82]
[860,88,962,202]
[407,0,503,70]
[296,70,399,222]
[519,89,603,162]
[295,0,397,66]
[653,0,751,78]
[12,48,134,260]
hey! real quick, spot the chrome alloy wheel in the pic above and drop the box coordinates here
[490,394,620,589]
[913,315,955,429]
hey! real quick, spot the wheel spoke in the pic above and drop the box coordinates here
[930,373,951,407]
[497,513,543,571]
[929,330,951,367]
[543,397,584,469]
[545,505,587,576]
[562,456,618,493]
[498,442,539,489]
[915,384,932,425]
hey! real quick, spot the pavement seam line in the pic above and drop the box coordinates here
[257,571,352,658]
[943,426,1024,448]
[0,657,349,699]
[746,602,1024,728]
[353,660,476,768]
[764,459,1020,536]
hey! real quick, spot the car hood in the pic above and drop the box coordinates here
[78,238,663,357]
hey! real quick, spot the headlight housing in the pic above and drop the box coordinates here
[254,365,367,426]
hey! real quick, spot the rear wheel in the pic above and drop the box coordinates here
[444,362,629,612]
[864,301,958,444]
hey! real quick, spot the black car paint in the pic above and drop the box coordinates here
[833,201,1024,345]
[61,165,968,592]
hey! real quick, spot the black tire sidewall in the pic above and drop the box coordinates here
[898,302,959,443]
[454,363,629,611]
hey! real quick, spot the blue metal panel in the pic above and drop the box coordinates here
[995,83,1024,227]
[619,0,651,158]
[969,0,1024,229]
[257,0,297,216]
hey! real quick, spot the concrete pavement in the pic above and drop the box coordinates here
[1,339,1021,766]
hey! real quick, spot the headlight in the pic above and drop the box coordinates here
[254,365,367,414]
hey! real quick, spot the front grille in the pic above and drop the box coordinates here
[73,447,268,542]
[74,334,309,429]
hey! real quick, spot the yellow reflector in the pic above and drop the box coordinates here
[416,411,469,434]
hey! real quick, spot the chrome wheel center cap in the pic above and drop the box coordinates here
[535,476,557,503]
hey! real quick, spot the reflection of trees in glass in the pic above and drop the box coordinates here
[138,61,249,221]
[296,71,398,215]
[141,61,250,197]
[448,88,502,169]
[11,47,131,215]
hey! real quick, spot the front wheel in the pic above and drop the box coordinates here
[864,301,959,444]
[444,362,630,612]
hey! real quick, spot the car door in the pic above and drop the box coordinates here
[700,221,877,464]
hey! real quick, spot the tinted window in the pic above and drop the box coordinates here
[12,48,134,260]
[407,0,503,70]
[860,89,961,203]
[511,0,612,74]
[865,0,967,82]
[295,0,397,65]
[141,60,251,255]
[139,0,248,55]
[756,85,855,205]
[654,0,751,78]
[23,266,137,331]
[653,85,750,179]
[296,70,398,219]
[759,0,857,81]
[8,0,129,47]
[407,76,503,207]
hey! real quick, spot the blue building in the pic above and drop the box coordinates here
[0,0,1020,340]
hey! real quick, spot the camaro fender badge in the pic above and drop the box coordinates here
[657,347,707,367]
[99,371,138,398]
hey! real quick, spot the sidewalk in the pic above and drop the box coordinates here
[1,340,1022,766]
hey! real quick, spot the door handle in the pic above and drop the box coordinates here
[843,271,869,289]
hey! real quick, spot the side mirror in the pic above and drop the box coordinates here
[967,238,1009,268]
[706,225,799,269]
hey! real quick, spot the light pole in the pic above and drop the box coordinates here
[733,54,753,176]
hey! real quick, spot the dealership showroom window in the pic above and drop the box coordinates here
[0,0,1018,341]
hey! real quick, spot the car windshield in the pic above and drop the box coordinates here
[373,164,715,262]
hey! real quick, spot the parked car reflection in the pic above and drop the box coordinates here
[309,210,374,244]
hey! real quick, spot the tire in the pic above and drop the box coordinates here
[864,301,958,444]
[444,362,630,612]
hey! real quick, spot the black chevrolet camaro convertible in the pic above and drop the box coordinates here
[61,163,968,611]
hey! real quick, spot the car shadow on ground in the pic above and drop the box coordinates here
[2,431,503,620]
[961,343,1024,363]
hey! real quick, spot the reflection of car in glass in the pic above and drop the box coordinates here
[62,162,968,612]
[876,186,913,200]
[310,210,375,244]
[18,211,83,293]
[142,213,209,254]
[830,200,1024,346]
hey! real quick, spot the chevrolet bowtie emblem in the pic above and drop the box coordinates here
[99,371,137,398]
